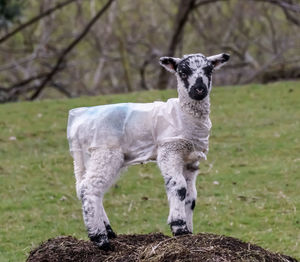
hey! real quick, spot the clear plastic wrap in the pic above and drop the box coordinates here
[67,98,211,166]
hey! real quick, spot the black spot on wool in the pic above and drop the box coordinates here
[105,224,117,239]
[182,77,190,89]
[170,219,187,227]
[191,199,196,210]
[177,60,193,89]
[186,163,199,172]
[203,65,213,78]
[178,66,193,77]
[202,64,213,89]
[177,187,187,201]
[80,187,86,200]
[83,207,88,216]
[165,177,172,186]
[89,233,105,242]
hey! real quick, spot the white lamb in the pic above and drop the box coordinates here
[67,52,230,250]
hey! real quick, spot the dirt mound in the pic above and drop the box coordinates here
[27,233,298,262]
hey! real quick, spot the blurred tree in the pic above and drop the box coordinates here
[0,0,23,28]
[0,0,299,102]
[0,0,116,102]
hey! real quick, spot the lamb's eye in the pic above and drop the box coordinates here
[180,73,187,79]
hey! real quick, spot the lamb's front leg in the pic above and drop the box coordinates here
[157,141,193,236]
[183,162,198,233]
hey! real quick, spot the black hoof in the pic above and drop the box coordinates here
[95,241,114,251]
[106,224,117,239]
[170,219,191,236]
[89,233,114,251]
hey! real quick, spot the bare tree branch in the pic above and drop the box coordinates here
[0,0,78,44]
[30,0,116,100]
[194,0,228,9]
[249,0,300,12]
[51,81,73,98]
[282,7,300,25]
[249,0,300,25]
[0,54,38,72]
[0,73,49,102]
[0,72,48,90]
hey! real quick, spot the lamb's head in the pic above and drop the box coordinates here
[159,53,230,101]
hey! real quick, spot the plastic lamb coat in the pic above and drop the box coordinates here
[67,98,211,166]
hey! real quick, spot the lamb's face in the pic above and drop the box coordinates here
[159,53,230,101]
[176,54,213,100]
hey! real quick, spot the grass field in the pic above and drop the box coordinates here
[0,81,299,261]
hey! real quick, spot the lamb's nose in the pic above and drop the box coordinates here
[193,78,206,91]
[189,78,208,100]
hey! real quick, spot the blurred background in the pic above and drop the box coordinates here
[0,0,299,102]
[1,2,300,260]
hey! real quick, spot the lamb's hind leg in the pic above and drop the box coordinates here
[79,147,124,250]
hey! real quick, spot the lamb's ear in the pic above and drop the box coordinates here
[159,57,181,73]
[207,53,230,70]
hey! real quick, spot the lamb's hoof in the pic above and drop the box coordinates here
[96,241,114,251]
[170,220,191,236]
[89,234,114,251]
[106,224,117,239]
[173,227,192,236]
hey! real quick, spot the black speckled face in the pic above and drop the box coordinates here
[177,54,213,101]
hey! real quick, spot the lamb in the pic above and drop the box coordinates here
[67,52,230,250]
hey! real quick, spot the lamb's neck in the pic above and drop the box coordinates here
[178,89,210,120]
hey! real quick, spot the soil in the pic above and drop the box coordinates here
[27,232,298,262]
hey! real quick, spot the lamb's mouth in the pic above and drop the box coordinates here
[196,89,204,95]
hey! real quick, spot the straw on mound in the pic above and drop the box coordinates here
[26,233,298,262]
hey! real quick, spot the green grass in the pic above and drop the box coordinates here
[0,82,299,261]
